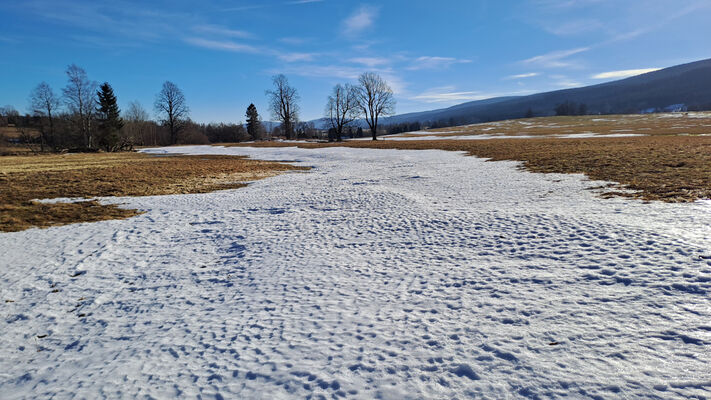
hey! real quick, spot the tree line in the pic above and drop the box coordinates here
[267,71,396,142]
[1,64,398,152]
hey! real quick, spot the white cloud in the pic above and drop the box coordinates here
[556,80,582,88]
[275,65,363,80]
[506,72,540,79]
[407,56,471,71]
[184,37,261,54]
[287,0,324,3]
[278,52,318,62]
[222,4,270,12]
[349,57,390,67]
[343,6,378,37]
[279,37,309,45]
[548,74,583,88]
[591,68,660,79]
[522,47,589,68]
[412,87,533,104]
[412,87,492,103]
[192,25,252,39]
[543,19,604,36]
[273,64,406,94]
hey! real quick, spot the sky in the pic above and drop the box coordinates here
[1,0,710,123]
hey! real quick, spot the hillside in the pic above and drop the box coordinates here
[380,58,711,126]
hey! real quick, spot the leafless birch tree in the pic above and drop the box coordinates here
[62,64,97,148]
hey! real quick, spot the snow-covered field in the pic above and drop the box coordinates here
[2,145,710,399]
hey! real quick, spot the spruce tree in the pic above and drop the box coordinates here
[96,82,124,151]
[246,103,262,141]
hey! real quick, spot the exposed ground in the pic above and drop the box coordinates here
[0,152,307,232]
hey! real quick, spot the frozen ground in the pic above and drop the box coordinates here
[2,145,710,399]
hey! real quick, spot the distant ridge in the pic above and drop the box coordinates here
[380,57,711,127]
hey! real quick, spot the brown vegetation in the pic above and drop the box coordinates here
[407,113,711,138]
[0,152,306,232]
[226,134,711,203]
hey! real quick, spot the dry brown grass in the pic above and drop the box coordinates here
[410,113,711,138]
[0,152,306,232]
[0,126,42,140]
[226,132,711,203]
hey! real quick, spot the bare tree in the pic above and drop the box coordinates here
[266,74,299,140]
[29,82,61,151]
[356,72,395,140]
[126,101,149,122]
[62,64,97,148]
[154,81,189,145]
[124,101,163,146]
[18,126,41,155]
[325,84,359,142]
[121,101,147,149]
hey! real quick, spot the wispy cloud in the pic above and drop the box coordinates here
[184,37,261,54]
[18,0,173,42]
[223,0,322,12]
[412,87,490,103]
[406,56,471,71]
[543,19,605,36]
[287,0,324,4]
[412,86,533,103]
[591,68,660,79]
[274,64,364,80]
[548,74,583,88]
[272,64,406,94]
[192,24,252,39]
[505,72,540,80]
[522,47,589,68]
[343,6,378,37]
[533,0,607,9]
[280,37,309,45]
[278,52,318,62]
[222,4,270,12]
[186,37,317,63]
[349,57,390,67]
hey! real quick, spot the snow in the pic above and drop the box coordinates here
[2,145,711,399]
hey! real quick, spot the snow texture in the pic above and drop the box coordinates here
[1,145,710,399]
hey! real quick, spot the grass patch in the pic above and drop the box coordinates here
[0,152,306,232]
[408,113,711,138]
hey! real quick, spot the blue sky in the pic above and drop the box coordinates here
[1,0,710,123]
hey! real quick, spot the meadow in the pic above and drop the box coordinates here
[0,152,306,231]
[2,113,710,232]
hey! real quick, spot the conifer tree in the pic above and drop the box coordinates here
[96,82,124,151]
[246,103,262,140]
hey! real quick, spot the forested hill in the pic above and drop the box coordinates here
[380,57,711,127]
